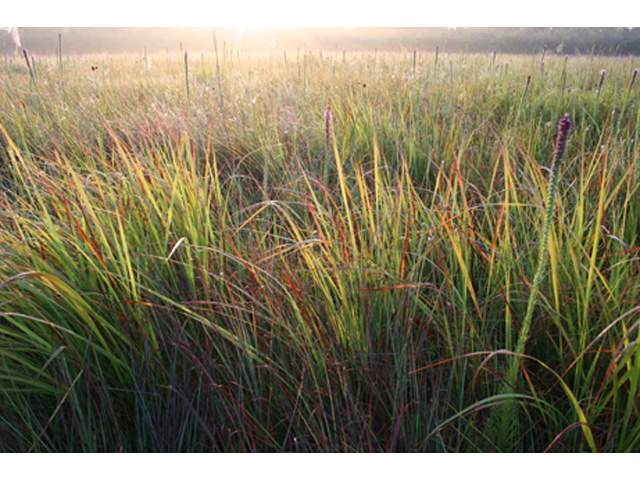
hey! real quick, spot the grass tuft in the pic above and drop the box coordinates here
[0,50,638,452]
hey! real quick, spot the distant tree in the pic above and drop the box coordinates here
[0,27,21,55]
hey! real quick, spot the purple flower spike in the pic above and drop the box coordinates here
[560,113,572,132]
[598,70,607,90]
[22,48,31,69]
[21,48,34,79]
[553,114,572,171]
[630,69,638,90]
[324,105,332,146]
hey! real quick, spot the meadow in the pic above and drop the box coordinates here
[0,45,639,452]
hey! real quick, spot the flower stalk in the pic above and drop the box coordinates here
[184,51,190,108]
[496,114,572,450]
[323,105,333,185]
[324,105,332,148]
[22,48,35,84]
[617,69,639,133]
[595,70,606,114]
[512,114,571,358]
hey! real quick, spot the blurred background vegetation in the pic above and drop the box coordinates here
[2,27,640,56]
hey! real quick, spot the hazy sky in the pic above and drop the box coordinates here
[3,1,630,27]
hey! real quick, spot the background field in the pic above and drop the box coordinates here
[0,42,639,452]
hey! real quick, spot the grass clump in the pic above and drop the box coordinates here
[0,49,639,452]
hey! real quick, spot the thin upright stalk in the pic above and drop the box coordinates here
[58,34,65,101]
[184,51,190,109]
[323,105,332,186]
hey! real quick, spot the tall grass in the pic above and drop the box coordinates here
[0,49,638,452]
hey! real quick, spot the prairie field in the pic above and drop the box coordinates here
[0,47,639,452]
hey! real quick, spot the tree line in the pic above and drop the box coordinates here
[2,27,640,56]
